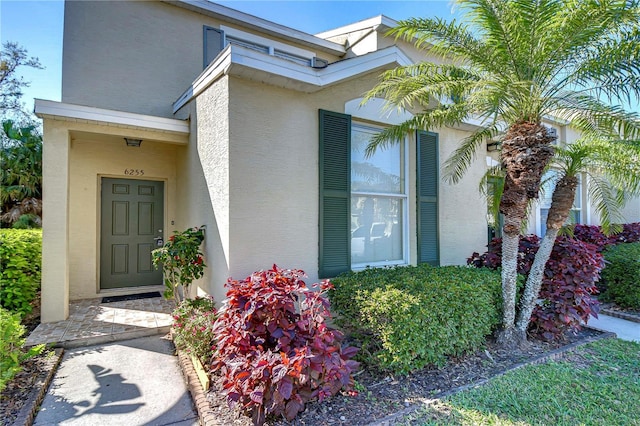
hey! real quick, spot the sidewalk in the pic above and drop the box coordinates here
[587,313,640,342]
[33,335,198,426]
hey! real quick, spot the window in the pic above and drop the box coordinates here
[486,176,504,242]
[226,36,269,54]
[539,170,582,236]
[350,125,406,266]
[318,110,439,278]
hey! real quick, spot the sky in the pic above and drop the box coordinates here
[0,0,459,112]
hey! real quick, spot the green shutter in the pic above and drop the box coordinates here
[417,130,439,265]
[319,109,351,278]
[204,26,224,68]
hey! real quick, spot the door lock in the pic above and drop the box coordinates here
[154,236,164,247]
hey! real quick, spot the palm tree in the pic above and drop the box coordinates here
[515,138,640,332]
[364,0,640,348]
[1,120,43,228]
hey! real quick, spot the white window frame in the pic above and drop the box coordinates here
[350,123,409,269]
[537,171,583,236]
[220,25,315,64]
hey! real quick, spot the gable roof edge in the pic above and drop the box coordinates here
[172,45,413,114]
[166,0,346,55]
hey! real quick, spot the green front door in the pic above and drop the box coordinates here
[100,178,164,289]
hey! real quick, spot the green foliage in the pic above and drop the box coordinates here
[1,120,43,228]
[330,265,502,374]
[601,242,640,309]
[152,226,206,303]
[0,307,44,392]
[0,229,41,316]
[1,41,43,117]
[172,296,217,363]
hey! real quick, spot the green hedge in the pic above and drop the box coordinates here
[330,265,502,374]
[0,229,42,317]
[601,242,640,309]
[0,307,44,392]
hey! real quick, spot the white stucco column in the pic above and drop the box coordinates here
[41,122,70,322]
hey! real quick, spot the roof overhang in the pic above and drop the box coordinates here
[173,44,413,113]
[165,0,345,56]
[315,15,398,39]
[35,99,190,144]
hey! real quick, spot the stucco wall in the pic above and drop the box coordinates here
[68,132,178,299]
[175,76,231,303]
[62,0,341,119]
[217,72,488,285]
[621,198,640,223]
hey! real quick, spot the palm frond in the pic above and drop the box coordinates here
[444,123,502,184]
[587,175,627,235]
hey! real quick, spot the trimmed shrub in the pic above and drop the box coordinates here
[0,307,44,392]
[0,229,42,317]
[468,235,604,340]
[211,265,358,425]
[600,243,640,309]
[172,296,218,363]
[330,265,502,374]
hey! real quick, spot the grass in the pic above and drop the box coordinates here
[400,338,640,426]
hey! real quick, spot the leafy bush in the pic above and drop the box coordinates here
[172,296,218,363]
[211,265,358,425]
[152,226,206,303]
[600,243,640,309]
[0,307,44,392]
[572,223,640,252]
[572,224,613,252]
[330,265,502,374]
[468,235,604,340]
[0,229,42,316]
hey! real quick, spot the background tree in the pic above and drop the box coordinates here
[1,121,42,228]
[365,0,640,348]
[1,42,44,228]
[1,41,43,120]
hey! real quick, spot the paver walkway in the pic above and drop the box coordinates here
[34,335,198,426]
[26,297,175,348]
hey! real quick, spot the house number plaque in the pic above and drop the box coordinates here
[124,169,144,176]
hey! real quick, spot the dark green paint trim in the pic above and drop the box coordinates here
[318,109,351,278]
[416,130,440,266]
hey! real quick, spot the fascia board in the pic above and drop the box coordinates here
[168,0,345,55]
[172,45,413,113]
[315,15,398,38]
[315,16,386,39]
[35,99,190,134]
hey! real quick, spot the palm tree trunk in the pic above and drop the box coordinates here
[496,122,555,348]
[515,227,558,331]
[497,217,521,341]
[515,174,578,332]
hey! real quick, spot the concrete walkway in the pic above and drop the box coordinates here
[587,314,640,342]
[34,335,198,426]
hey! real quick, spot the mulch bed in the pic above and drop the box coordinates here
[0,349,63,426]
[197,328,608,426]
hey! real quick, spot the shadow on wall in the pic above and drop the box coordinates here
[177,104,229,302]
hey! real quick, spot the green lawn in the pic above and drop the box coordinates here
[400,338,640,426]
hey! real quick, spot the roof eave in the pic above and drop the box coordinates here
[165,0,345,56]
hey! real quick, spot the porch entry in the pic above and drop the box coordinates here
[100,178,164,289]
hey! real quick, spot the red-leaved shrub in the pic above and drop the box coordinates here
[468,235,604,340]
[572,222,640,252]
[211,265,358,425]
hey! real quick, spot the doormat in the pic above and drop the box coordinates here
[101,291,162,304]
